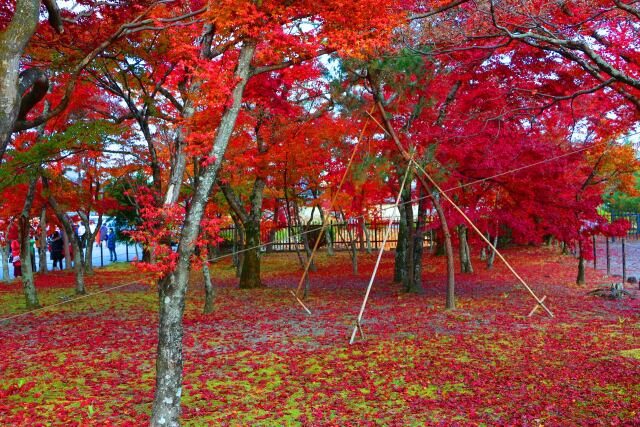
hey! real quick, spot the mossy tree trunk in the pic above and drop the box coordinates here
[458,225,474,273]
[2,240,10,282]
[408,187,428,294]
[487,233,498,270]
[202,261,215,313]
[43,177,86,295]
[221,176,265,289]
[394,177,410,283]
[403,186,415,292]
[0,0,41,160]
[19,176,40,308]
[150,39,257,426]
[78,212,102,275]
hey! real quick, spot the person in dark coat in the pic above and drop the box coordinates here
[107,228,117,262]
[49,231,64,270]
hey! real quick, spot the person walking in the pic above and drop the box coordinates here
[107,228,117,262]
[49,231,64,270]
[11,240,21,278]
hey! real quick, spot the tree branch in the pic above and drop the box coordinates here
[43,0,64,34]
[251,48,335,75]
[12,3,206,132]
[219,181,249,224]
[17,68,49,120]
[409,0,471,20]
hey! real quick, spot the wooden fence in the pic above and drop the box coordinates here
[216,221,434,254]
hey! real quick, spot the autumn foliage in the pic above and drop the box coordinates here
[1,0,640,425]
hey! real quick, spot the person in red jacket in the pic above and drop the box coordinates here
[11,240,21,278]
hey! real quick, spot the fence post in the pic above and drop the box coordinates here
[606,237,610,276]
[622,237,626,284]
[126,241,129,262]
[100,242,104,267]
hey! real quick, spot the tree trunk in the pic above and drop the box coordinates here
[19,176,40,308]
[350,231,358,275]
[343,213,358,275]
[2,241,10,282]
[464,231,473,272]
[202,261,215,314]
[576,241,586,285]
[408,189,428,294]
[362,221,372,254]
[62,229,71,270]
[487,233,498,269]
[38,207,47,273]
[231,215,245,278]
[294,201,316,273]
[0,0,41,160]
[79,212,101,275]
[430,194,455,310]
[394,185,409,283]
[458,225,473,273]
[220,174,265,288]
[150,39,257,427]
[152,276,188,427]
[44,179,86,294]
[317,204,334,256]
[433,229,445,256]
[239,219,262,289]
[70,233,85,294]
[403,189,415,292]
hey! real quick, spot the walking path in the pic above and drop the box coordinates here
[1,242,142,281]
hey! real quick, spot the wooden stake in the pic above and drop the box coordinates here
[292,107,375,310]
[289,290,312,315]
[527,295,547,317]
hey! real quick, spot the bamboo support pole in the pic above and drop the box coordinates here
[292,107,375,311]
[365,104,553,318]
[527,295,547,317]
[349,158,413,344]
[410,160,554,318]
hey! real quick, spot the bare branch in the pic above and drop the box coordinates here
[409,0,471,20]
[12,3,205,132]
[251,48,335,75]
[613,0,640,19]
[159,87,184,112]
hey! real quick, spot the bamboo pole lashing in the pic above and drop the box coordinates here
[292,106,376,312]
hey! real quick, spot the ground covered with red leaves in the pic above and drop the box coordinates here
[0,246,638,426]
